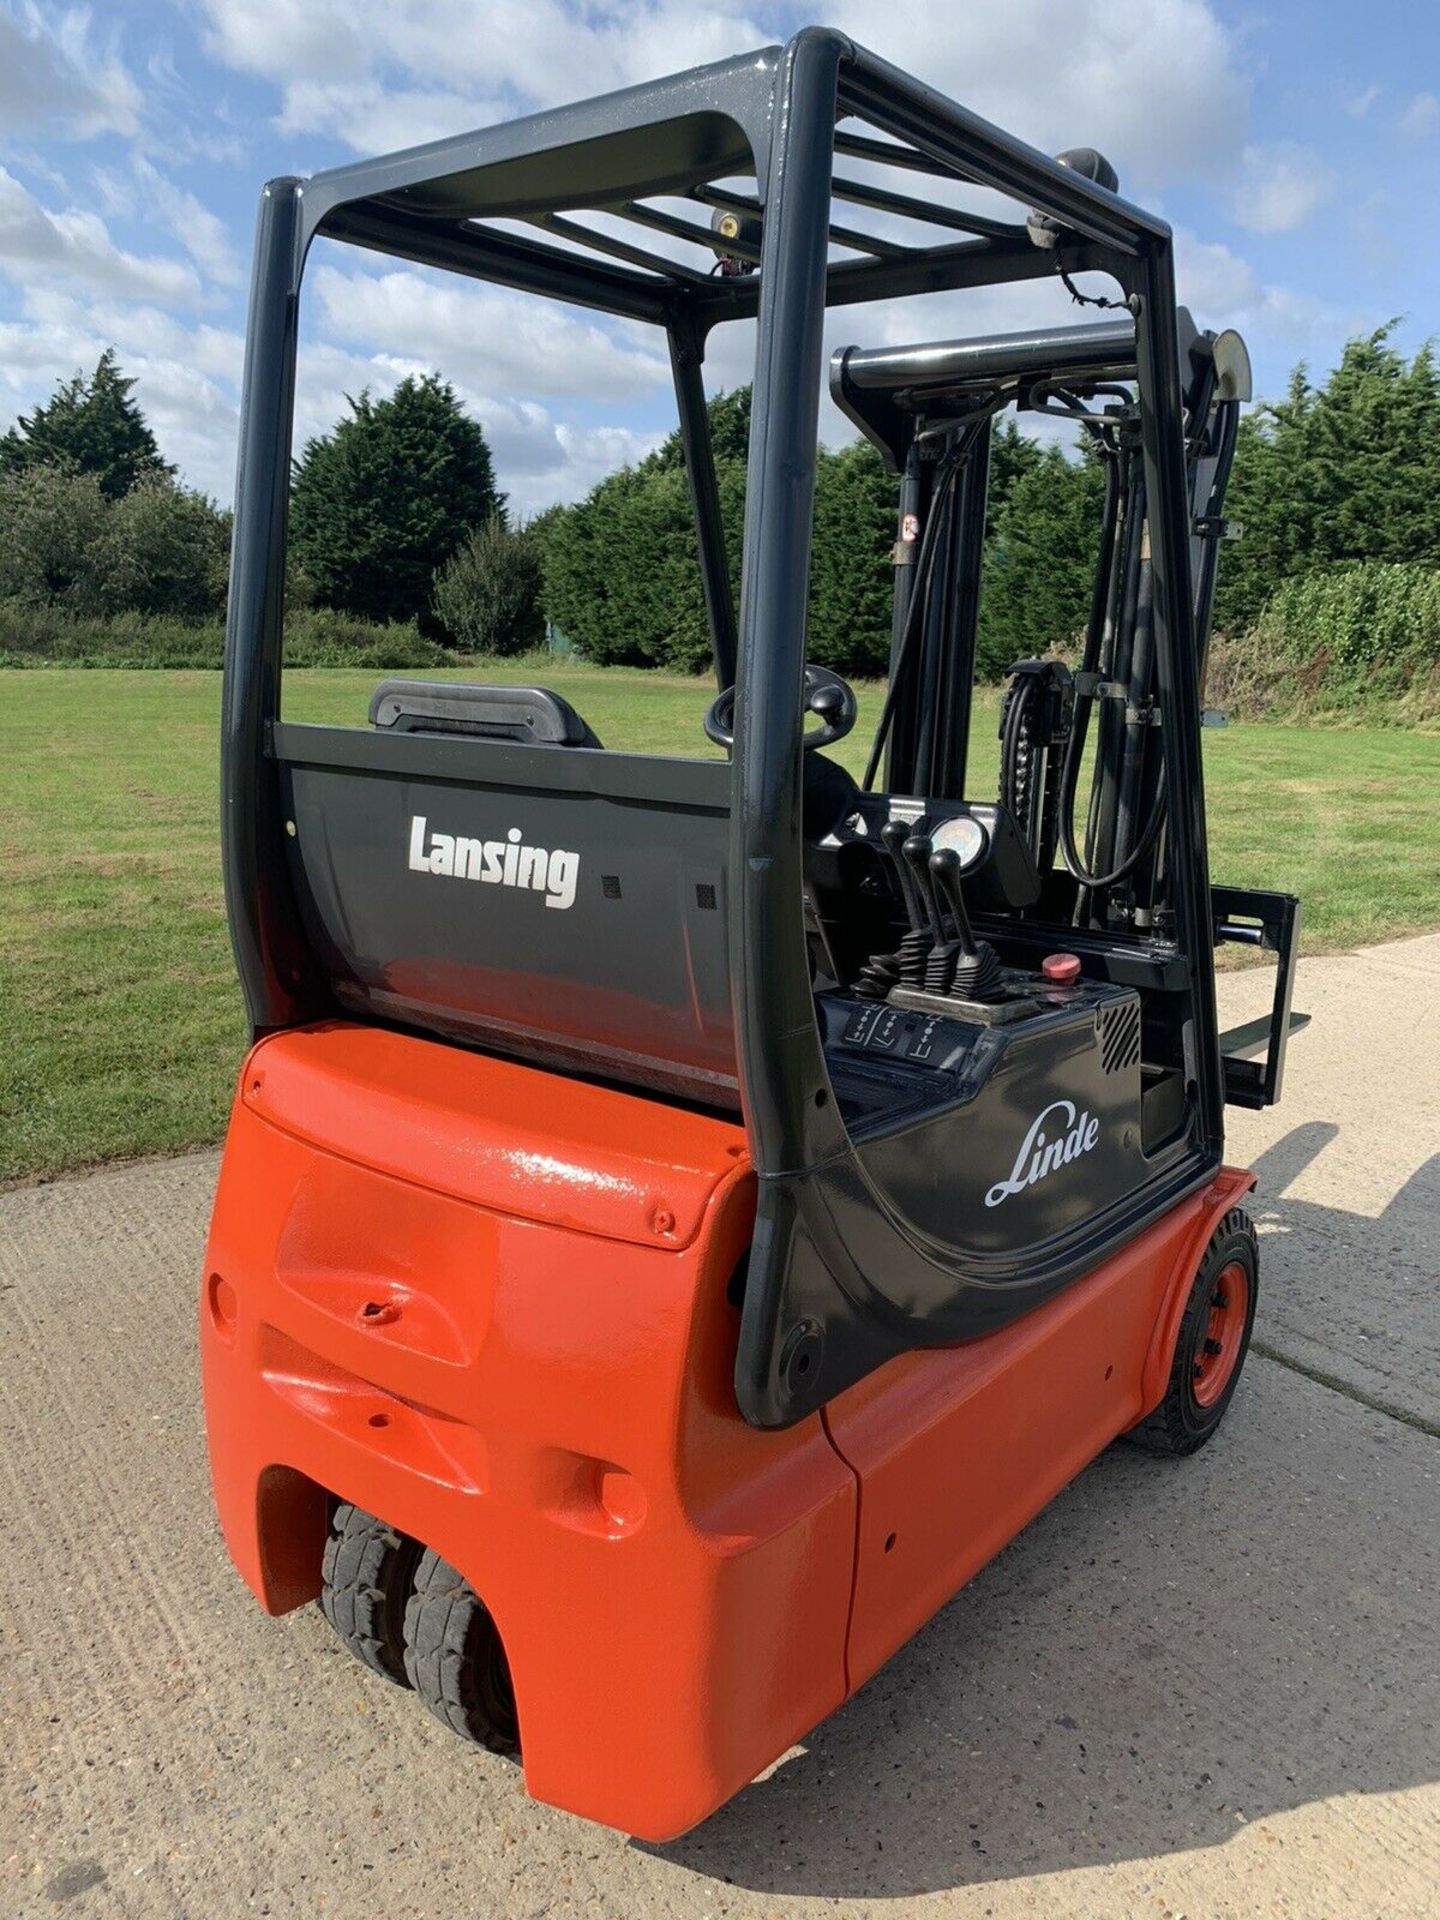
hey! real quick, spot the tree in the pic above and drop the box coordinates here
[0,465,109,606]
[534,381,1070,680]
[289,374,502,625]
[987,417,1047,526]
[432,515,545,655]
[538,459,745,672]
[94,480,230,619]
[1217,326,1440,632]
[0,349,172,500]
[807,439,896,675]
[978,443,1106,675]
[649,386,752,470]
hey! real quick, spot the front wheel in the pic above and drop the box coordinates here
[1126,1208,1259,1456]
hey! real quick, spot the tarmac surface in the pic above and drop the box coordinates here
[3,935,1437,1919]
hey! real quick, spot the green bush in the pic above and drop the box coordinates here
[0,465,230,619]
[92,478,231,619]
[0,466,109,607]
[433,516,545,654]
[284,609,450,669]
[1207,562,1440,720]
[538,461,744,673]
[0,602,451,670]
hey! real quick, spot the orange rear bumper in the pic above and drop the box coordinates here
[201,1021,1252,1839]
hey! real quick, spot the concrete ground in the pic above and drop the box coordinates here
[3,937,1437,1920]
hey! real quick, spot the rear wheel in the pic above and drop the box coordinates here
[1127,1208,1258,1456]
[319,1501,423,1685]
[403,1548,519,1756]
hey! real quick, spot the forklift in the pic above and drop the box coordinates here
[202,28,1302,1840]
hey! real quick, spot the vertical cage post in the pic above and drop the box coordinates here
[730,29,850,1175]
[221,178,316,1035]
[1130,239,1224,1154]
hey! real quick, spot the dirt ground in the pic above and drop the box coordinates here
[3,937,1437,1919]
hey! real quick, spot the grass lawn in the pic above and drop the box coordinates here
[2,663,1437,1184]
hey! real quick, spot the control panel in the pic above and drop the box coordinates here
[836,999,973,1070]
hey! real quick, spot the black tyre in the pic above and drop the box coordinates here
[319,1502,424,1686]
[403,1548,520,1756]
[1127,1207,1259,1456]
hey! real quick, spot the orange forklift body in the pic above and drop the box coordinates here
[201,1021,1253,1840]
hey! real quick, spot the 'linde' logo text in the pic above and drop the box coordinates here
[407,815,579,910]
[985,1098,1100,1208]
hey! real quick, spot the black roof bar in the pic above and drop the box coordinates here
[686,181,911,260]
[617,197,764,265]
[833,128,960,177]
[828,173,1025,244]
[319,202,674,323]
[527,211,716,286]
[840,48,1157,252]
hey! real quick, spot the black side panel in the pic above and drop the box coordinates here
[274,725,737,1103]
[735,981,1208,1427]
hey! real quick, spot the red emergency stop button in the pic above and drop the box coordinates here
[1041,952,1083,985]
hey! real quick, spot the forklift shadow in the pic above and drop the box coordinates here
[651,1129,1438,1898]
[1247,1121,1440,1249]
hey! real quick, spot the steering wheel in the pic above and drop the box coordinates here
[704,664,858,753]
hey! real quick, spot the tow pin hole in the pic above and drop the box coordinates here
[357,1300,400,1327]
[1105,1364,1114,1380]
[368,1412,390,1429]
[884,1532,897,1554]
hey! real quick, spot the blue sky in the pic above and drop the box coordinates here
[1,1,1436,511]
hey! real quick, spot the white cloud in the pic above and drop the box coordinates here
[1346,84,1380,119]
[307,261,671,402]
[1171,228,1326,341]
[276,78,506,155]
[0,165,201,306]
[131,156,242,288]
[196,0,1245,189]
[830,0,1245,188]
[0,289,244,499]
[1231,143,1336,235]
[287,328,666,514]
[1398,92,1439,142]
[0,0,1337,516]
[0,3,141,143]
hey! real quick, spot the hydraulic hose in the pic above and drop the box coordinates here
[862,441,970,792]
[1055,445,1171,895]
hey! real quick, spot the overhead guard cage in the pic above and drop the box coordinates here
[224,29,1222,1426]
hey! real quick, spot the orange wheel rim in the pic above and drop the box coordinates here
[1191,1260,1249,1409]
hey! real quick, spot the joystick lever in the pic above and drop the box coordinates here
[853,818,932,999]
[930,847,1003,1002]
[903,833,960,995]
[881,818,925,935]
[929,846,978,955]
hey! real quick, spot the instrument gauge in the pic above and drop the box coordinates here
[930,814,989,872]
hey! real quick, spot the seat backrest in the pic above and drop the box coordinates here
[273,719,736,1106]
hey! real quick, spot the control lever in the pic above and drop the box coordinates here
[930,847,1003,1002]
[903,833,958,995]
[882,818,932,987]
